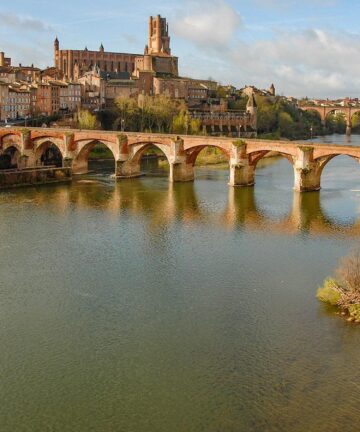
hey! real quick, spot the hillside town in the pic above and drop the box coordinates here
[0,14,358,139]
[0,15,251,135]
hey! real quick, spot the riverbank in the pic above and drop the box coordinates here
[317,251,360,323]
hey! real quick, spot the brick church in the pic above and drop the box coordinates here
[54,15,178,82]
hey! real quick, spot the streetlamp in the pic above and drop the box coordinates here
[238,124,242,138]
[310,125,313,140]
[121,118,125,132]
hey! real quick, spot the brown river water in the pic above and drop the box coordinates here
[0,135,360,431]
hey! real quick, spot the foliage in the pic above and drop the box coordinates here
[96,109,118,130]
[317,250,360,322]
[316,278,342,306]
[352,112,360,132]
[336,251,360,294]
[348,304,360,321]
[88,144,113,160]
[190,119,202,135]
[172,110,188,134]
[256,96,326,140]
[77,110,98,130]
[228,96,248,111]
[195,147,227,166]
[98,95,201,135]
[326,112,346,134]
[172,111,202,135]
[233,139,246,148]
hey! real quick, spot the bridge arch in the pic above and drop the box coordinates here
[33,138,65,167]
[301,107,324,121]
[248,150,295,169]
[34,140,64,167]
[185,143,230,166]
[73,139,117,175]
[129,141,172,166]
[315,153,360,178]
[0,145,21,169]
[1,133,22,151]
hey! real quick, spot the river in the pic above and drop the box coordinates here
[1,135,360,431]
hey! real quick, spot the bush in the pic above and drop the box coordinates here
[317,278,342,306]
[77,110,98,130]
[317,251,360,323]
[348,304,360,321]
[336,251,360,294]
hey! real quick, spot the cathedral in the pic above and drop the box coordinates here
[54,15,178,81]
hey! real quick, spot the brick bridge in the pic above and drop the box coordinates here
[301,104,360,136]
[1,127,359,192]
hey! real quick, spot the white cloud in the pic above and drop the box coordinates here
[179,26,360,98]
[173,0,242,48]
[0,12,53,32]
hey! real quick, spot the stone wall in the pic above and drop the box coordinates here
[0,167,72,189]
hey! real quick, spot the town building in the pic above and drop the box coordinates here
[5,85,31,120]
[60,82,82,112]
[0,81,9,121]
[0,51,11,67]
[0,66,16,84]
[242,84,276,99]
[54,38,138,81]
[0,14,259,135]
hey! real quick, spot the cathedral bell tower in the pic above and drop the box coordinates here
[148,15,171,56]
[54,37,60,68]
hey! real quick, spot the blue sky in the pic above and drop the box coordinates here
[1,0,359,98]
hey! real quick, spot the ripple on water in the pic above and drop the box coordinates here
[1,151,360,431]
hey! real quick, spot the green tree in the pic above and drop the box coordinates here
[77,110,98,130]
[278,112,295,138]
[172,110,188,134]
[190,118,202,135]
[114,96,139,131]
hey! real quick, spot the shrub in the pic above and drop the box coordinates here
[317,251,360,323]
[317,278,342,306]
[348,304,360,321]
[336,251,360,294]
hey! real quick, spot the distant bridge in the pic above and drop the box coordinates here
[0,127,360,192]
[301,104,360,135]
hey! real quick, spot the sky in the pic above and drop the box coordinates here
[0,0,359,98]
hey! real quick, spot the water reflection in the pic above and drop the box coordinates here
[3,178,360,237]
[2,157,360,432]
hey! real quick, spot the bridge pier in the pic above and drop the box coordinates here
[228,143,255,187]
[169,162,194,182]
[293,146,321,192]
[115,160,141,178]
[346,122,352,136]
[229,163,255,187]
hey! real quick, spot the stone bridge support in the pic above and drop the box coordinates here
[229,143,255,187]
[13,130,34,169]
[293,146,321,192]
[169,160,194,182]
[115,158,142,178]
[346,117,352,136]
[169,138,194,182]
[60,133,76,170]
